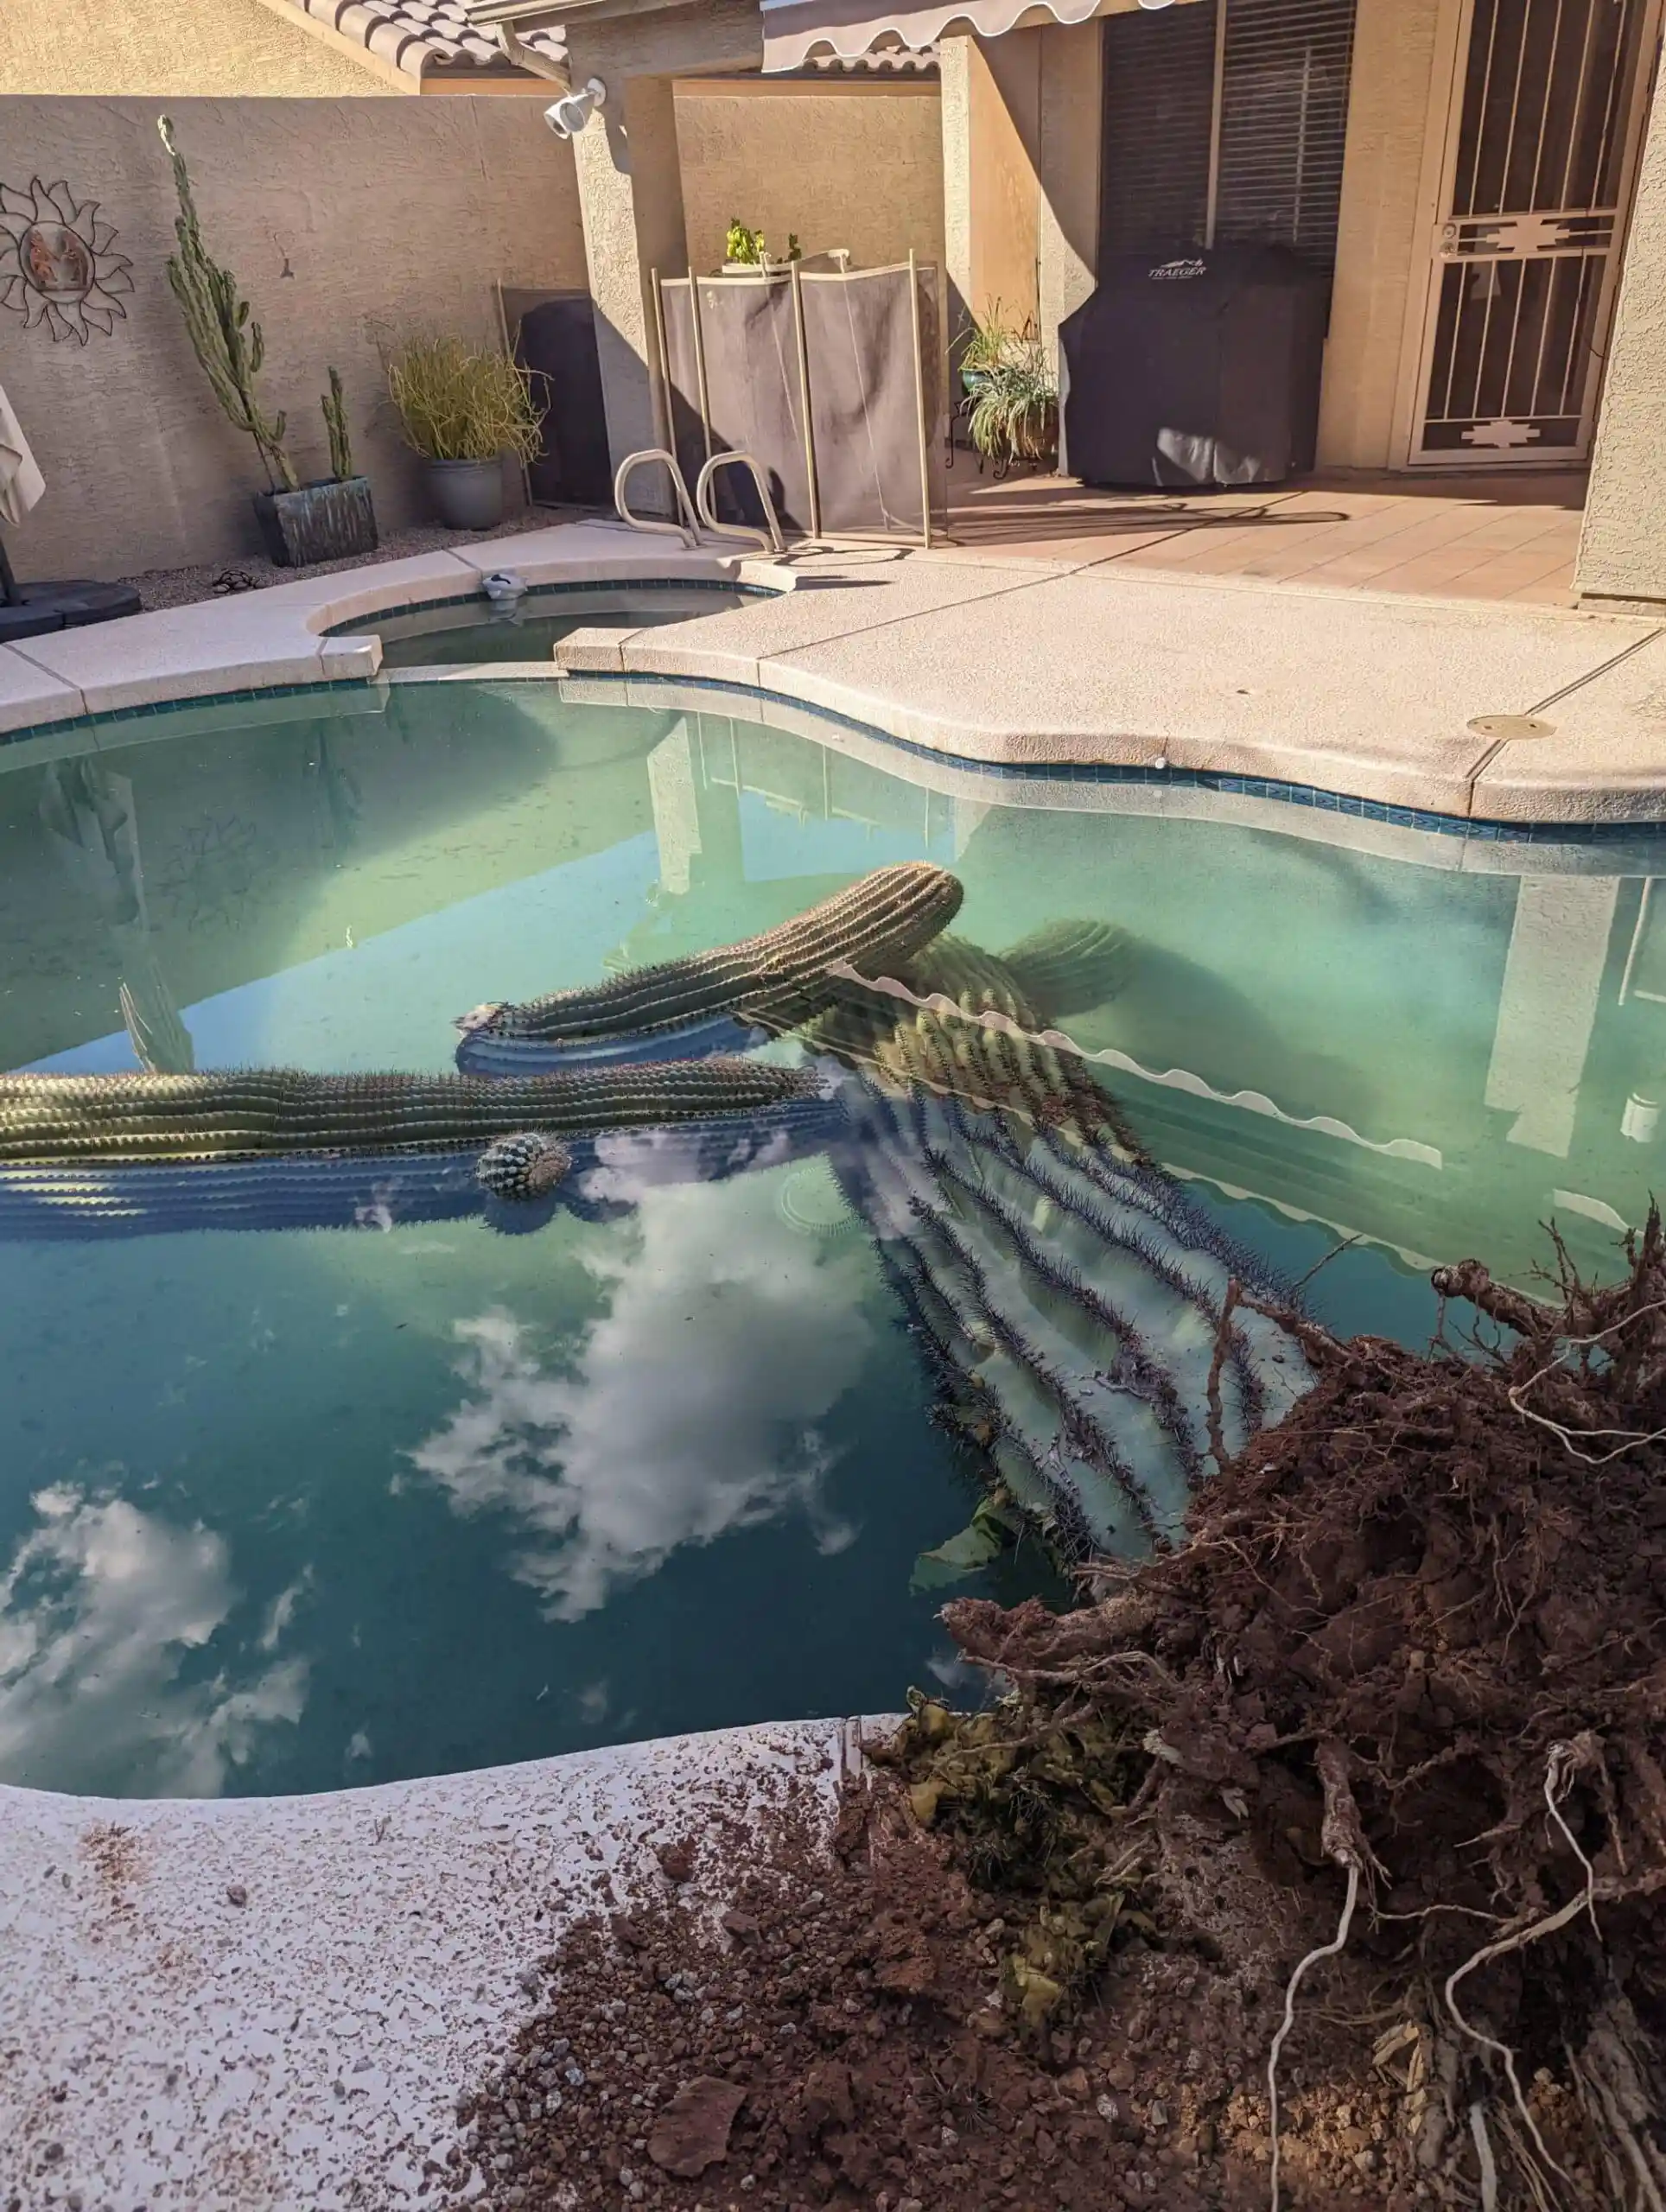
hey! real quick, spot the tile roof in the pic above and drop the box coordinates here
[270,0,569,85]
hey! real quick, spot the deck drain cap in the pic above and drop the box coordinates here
[1466,713,1556,740]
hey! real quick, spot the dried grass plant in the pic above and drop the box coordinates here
[385,334,544,464]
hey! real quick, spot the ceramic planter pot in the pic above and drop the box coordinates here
[425,457,506,531]
[252,477,378,569]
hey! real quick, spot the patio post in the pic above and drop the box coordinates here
[569,69,690,511]
[1577,51,1666,609]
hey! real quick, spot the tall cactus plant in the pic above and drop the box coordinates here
[322,367,353,483]
[157,115,298,494]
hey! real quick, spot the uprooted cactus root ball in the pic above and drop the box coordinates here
[921,1211,1666,2207]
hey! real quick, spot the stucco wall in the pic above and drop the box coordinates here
[0,0,395,98]
[1315,0,1445,469]
[674,82,945,278]
[1578,54,1666,603]
[0,97,587,576]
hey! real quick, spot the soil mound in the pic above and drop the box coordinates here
[452,1218,1666,2209]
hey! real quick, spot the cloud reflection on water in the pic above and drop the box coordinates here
[410,1174,874,1620]
[0,1485,308,1795]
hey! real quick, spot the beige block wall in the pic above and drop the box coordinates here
[674,82,945,278]
[0,98,587,575]
[1316,0,1445,470]
[0,0,396,97]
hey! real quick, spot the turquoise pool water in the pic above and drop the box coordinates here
[2,676,1662,1798]
[362,582,750,668]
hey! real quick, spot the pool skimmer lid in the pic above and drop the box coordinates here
[1466,713,1556,740]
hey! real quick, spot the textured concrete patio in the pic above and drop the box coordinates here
[0,512,1659,827]
[944,467,1587,608]
[0,1719,861,2211]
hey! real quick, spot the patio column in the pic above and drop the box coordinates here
[1035,18,1101,470]
[1577,58,1666,607]
[569,73,689,503]
[940,33,1041,350]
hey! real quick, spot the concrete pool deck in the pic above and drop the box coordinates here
[0,1718,864,2210]
[0,517,1663,823]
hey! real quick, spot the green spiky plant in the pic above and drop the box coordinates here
[322,366,354,483]
[958,305,1059,472]
[158,115,298,493]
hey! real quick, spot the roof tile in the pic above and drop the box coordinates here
[268,0,561,81]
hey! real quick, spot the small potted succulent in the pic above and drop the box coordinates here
[722,218,801,275]
[158,117,377,567]
[385,334,544,531]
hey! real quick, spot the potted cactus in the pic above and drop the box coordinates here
[158,117,377,567]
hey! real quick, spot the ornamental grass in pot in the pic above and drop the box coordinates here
[958,307,1059,477]
[386,336,544,531]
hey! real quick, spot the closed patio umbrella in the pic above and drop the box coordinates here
[0,374,140,640]
[0,380,47,527]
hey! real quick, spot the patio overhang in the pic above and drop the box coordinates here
[760,0,1196,73]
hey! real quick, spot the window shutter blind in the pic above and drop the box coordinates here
[1099,0,1358,276]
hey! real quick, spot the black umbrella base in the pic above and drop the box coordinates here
[0,579,143,643]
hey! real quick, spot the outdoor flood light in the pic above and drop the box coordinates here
[544,78,607,138]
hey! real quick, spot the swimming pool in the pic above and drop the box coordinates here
[353,581,753,669]
[3,675,1661,1798]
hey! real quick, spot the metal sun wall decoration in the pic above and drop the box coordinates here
[0,177,134,343]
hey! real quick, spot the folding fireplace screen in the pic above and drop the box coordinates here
[652,257,947,546]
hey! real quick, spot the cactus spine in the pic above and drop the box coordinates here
[323,366,354,483]
[158,114,298,494]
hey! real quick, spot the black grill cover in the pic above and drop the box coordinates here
[1059,245,1328,488]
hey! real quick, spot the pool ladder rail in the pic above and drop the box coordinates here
[613,448,787,558]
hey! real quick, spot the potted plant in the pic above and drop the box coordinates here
[958,306,1059,476]
[722,219,801,276]
[385,335,544,531]
[158,117,377,568]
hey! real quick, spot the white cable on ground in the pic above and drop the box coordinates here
[1268,1861,1358,2212]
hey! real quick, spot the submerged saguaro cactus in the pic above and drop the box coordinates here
[158,113,298,493]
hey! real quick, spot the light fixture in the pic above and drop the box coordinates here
[1136,0,1178,10]
[544,77,607,139]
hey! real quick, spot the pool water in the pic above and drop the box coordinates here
[3,677,1663,1799]
[360,583,751,669]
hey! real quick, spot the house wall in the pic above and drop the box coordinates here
[1578,42,1666,604]
[0,97,588,576]
[1315,0,1447,469]
[0,0,398,98]
[941,35,1042,346]
[674,79,945,277]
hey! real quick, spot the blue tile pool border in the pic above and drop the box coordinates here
[5,657,1665,847]
[320,575,766,639]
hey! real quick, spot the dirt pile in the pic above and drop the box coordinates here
[451,1777,1389,2211]
[450,1217,1666,2209]
[932,1213,1666,2205]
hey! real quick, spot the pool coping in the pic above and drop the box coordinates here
[3,518,1666,826]
[0,1716,875,2210]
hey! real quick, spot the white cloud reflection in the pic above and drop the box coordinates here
[410,1175,874,1620]
[0,1485,308,1796]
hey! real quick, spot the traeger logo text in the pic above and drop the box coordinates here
[1149,257,1206,280]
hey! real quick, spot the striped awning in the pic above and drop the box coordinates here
[761,0,1164,72]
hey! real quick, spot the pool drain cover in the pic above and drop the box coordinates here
[1466,713,1556,740]
[778,1160,857,1240]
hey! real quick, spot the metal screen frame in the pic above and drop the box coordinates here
[651,254,943,551]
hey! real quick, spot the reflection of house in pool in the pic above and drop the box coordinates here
[639,709,1666,1294]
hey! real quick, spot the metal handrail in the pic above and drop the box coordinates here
[613,449,702,550]
[693,451,786,556]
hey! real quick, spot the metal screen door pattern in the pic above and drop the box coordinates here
[1413,0,1658,463]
